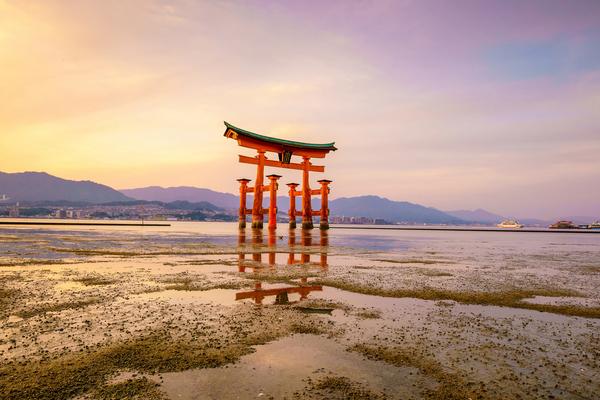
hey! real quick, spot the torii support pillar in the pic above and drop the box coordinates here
[266,174,281,230]
[301,157,314,229]
[237,178,251,229]
[251,151,266,229]
[318,180,332,230]
[287,183,299,229]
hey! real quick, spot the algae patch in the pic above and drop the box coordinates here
[314,279,600,318]
[294,374,386,400]
[0,307,330,400]
[93,377,166,400]
[16,298,100,318]
[74,275,117,286]
[350,344,485,400]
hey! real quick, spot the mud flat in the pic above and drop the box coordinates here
[1,222,599,399]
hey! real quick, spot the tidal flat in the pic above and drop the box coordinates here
[1,222,599,399]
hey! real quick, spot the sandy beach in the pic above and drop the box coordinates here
[1,222,598,399]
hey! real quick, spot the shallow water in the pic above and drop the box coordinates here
[1,221,599,399]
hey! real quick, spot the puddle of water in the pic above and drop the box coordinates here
[135,289,241,306]
[235,282,323,305]
[315,286,431,314]
[160,334,429,399]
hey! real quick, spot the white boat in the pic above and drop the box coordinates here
[589,221,600,230]
[497,219,523,228]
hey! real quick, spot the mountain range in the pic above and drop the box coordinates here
[0,172,131,203]
[2,172,597,224]
[122,186,465,224]
[444,208,505,224]
[121,186,238,209]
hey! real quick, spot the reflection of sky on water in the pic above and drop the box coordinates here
[2,221,600,261]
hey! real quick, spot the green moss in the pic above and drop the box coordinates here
[314,279,600,318]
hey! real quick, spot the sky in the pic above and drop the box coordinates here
[1,0,599,219]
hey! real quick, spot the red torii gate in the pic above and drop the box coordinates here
[223,121,336,230]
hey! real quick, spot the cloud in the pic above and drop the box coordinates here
[0,0,599,218]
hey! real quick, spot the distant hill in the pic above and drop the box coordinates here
[445,208,505,224]
[0,172,132,203]
[329,195,465,224]
[121,186,238,209]
[120,187,465,224]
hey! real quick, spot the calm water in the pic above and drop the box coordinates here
[2,219,599,251]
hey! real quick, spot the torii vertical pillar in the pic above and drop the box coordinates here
[301,156,314,229]
[251,151,266,229]
[318,180,332,230]
[287,183,299,229]
[237,178,251,229]
[266,174,281,230]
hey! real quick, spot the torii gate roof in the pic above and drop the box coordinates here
[223,121,337,153]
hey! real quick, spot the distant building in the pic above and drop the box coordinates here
[54,209,67,218]
[8,202,20,217]
[330,215,381,225]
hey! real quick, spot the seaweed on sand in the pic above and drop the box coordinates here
[314,279,600,318]
[350,344,486,400]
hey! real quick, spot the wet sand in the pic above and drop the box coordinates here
[1,222,599,399]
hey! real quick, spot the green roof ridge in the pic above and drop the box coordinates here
[224,121,337,151]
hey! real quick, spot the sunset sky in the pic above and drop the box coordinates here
[1,0,599,219]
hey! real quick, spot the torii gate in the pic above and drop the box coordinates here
[223,121,336,230]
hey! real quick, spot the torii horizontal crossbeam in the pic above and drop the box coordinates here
[238,155,325,173]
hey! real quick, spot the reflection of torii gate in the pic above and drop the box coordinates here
[236,229,329,271]
[223,122,336,230]
[235,281,323,305]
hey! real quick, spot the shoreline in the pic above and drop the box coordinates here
[0,221,170,227]
[331,225,600,234]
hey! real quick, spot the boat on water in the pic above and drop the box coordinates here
[497,219,523,228]
[549,220,578,229]
[589,221,600,230]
